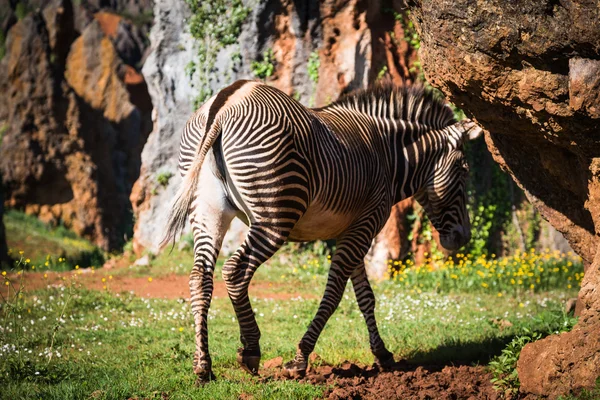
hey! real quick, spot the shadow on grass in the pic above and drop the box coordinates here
[406,335,514,367]
[69,248,106,269]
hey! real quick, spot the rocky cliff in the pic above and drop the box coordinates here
[405,0,600,396]
[0,0,152,250]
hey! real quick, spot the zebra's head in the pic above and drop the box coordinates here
[414,119,482,251]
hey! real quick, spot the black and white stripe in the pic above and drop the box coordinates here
[162,80,479,382]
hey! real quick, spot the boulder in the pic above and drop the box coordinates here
[404,0,600,396]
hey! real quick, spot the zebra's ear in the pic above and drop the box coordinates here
[455,119,483,142]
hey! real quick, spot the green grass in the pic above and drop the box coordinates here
[3,209,105,271]
[1,245,581,400]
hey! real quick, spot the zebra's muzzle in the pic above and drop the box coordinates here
[440,225,471,251]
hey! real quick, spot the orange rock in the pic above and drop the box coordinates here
[93,11,121,39]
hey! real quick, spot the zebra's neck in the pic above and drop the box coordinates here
[319,85,458,204]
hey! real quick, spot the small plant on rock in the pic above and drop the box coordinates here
[251,49,275,80]
[156,171,173,187]
[307,51,320,84]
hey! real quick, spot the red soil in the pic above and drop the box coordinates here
[1,270,315,300]
[262,357,503,400]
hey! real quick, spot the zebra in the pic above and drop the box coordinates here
[162,80,482,383]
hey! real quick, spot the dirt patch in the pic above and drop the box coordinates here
[262,358,501,400]
[2,270,315,301]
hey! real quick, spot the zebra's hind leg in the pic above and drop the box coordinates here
[283,227,374,378]
[188,203,235,384]
[222,224,289,376]
[350,265,394,370]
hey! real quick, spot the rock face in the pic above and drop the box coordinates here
[130,0,220,255]
[404,0,600,396]
[0,178,8,265]
[0,0,152,250]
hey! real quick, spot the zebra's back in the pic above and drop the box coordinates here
[179,81,393,241]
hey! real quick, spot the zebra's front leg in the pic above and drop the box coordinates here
[351,265,394,369]
[222,224,288,376]
[283,229,373,377]
[188,207,234,383]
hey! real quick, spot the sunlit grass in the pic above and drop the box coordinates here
[1,246,581,400]
[4,210,105,271]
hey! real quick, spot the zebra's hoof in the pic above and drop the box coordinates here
[237,347,261,376]
[373,349,395,371]
[282,359,307,379]
[194,369,217,385]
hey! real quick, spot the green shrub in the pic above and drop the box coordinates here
[4,210,105,270]
[489,312,577,395]
[489,330,542,396]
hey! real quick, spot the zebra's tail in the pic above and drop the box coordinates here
[160,120,222,250]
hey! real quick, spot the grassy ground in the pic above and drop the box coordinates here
[3,210,105,271]
[1,243,580,400]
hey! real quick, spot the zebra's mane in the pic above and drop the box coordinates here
[322,83,456,128]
